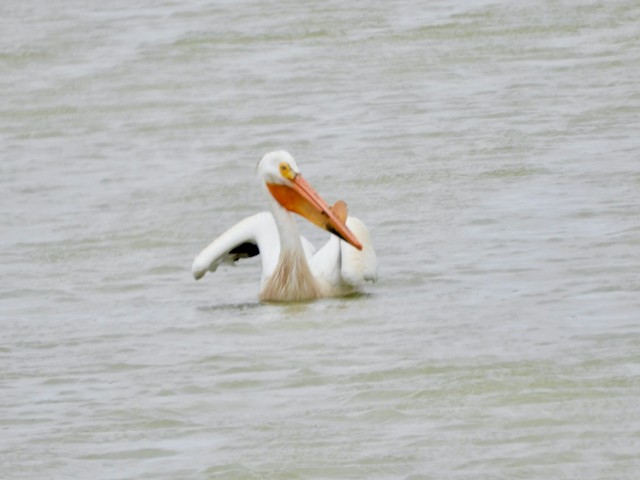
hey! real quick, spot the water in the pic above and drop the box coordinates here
[2,1,640,478]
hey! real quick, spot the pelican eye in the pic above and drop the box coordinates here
[279,162,296,180]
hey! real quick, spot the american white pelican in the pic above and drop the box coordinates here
[192,151,378,302]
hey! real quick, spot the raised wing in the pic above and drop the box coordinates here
[340,216,378,286]
[191,212,279,281]
[309,215,378,291]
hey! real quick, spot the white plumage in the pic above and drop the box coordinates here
[192,151,377,302]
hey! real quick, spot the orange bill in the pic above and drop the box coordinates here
[267,176,363,250]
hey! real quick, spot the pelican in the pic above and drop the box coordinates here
[191,151,377,302]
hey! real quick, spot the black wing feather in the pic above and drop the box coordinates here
[229,242,260,261]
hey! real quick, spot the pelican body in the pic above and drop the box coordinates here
[192,151,377,302]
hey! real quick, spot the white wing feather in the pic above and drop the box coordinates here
[340,216,378,286]
[308,216,378,290]
[191,212,279,280]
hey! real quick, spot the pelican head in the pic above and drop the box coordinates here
[257,151,363,250]
[257,150,301,184]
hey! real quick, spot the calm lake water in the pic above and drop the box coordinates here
[2,1,640,478]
